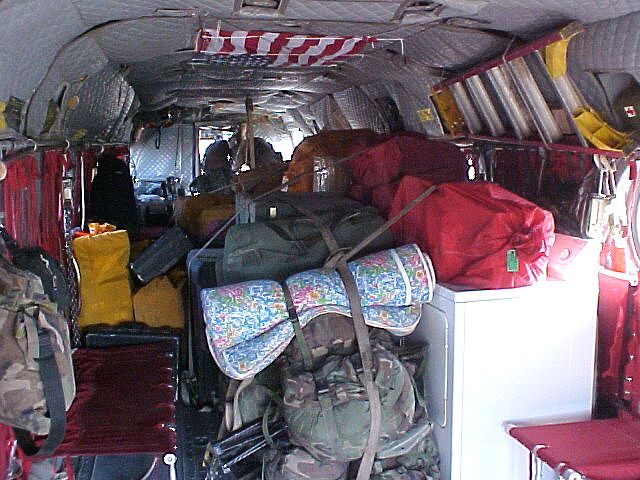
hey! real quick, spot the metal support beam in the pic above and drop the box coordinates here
[0,137,128,158]
[245,97,255,170]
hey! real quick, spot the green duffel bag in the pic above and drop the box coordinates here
[220,206,393,284]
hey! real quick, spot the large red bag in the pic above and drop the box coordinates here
[347,132,469,188]
[371,181,400,217]
[390,177,555,289]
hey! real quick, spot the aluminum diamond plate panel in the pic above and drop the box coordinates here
[130,124,195,185]
[27,36,110,137]
[288,108,315,135]
[333,87,388,133]
[253,119,293,157]
[385,81,429,134]
[359,82,391,101]
[310,95,350,130]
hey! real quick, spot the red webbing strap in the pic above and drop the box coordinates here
[72,151,96,228]
[40,151,67,261]
[3,156,41,248]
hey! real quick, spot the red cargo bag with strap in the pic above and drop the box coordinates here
[389,177,555,289]
[347,132,469,188]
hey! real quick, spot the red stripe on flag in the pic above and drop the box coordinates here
[196,29,371,66]
[305,37,347,67]
[243,31,260,54]
[220,31,235,54]
[196,29,211,52]
[316,37,369,66]
[281,36,323,67]
[269,32,294,56]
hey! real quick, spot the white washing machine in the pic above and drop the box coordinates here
[410,271,599,480]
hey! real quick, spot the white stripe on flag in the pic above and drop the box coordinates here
[230,31,248,54]
[204,32,225,54]
[272,35,309,66]
[295,37,338,67]
[257,32,280,55]
[311,37,362,66]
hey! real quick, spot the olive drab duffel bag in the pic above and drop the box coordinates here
[220,206,394,284]
[0,255,75,456]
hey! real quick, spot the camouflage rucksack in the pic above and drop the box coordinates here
[0,256,75,456]
[282,344,417,462]
[266,314,440,479]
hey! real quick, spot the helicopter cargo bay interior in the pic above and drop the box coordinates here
[1,2,640,480]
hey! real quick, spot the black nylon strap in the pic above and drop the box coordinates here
[14,326,67,457]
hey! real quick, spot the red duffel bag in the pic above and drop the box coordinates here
[347,132,469,188]
[389,177,555,289]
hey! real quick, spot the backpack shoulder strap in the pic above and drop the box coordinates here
[13,317,67,457]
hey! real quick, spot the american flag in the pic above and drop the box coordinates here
[196,29,375,67]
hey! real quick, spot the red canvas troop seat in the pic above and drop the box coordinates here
[51,342,177,458]
[18,342,179,479]
[509,415,640,479]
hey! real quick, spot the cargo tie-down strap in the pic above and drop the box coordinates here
[284,195,441,480]
[279,198,396,479]
[201,185,438,479]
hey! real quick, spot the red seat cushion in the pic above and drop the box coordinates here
[49,342,177,457]
[510,417,640,480]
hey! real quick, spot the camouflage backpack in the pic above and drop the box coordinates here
[0,256,75,456]
[266,314,440,479]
